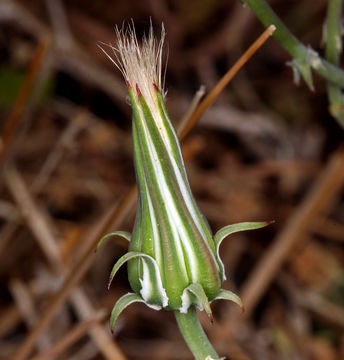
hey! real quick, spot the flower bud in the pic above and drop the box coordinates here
[98,23,270,330]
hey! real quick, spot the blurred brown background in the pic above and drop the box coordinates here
[0,0,344,359]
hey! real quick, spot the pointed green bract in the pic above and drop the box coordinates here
[97,231,131,250]
[108,251,168,308]
[181,283,212,319]
[110,293,144,331]
[214,221,270,281]
[214,221,270,247]
[214,288,243,309]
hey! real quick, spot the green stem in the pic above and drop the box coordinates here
[174,307,220,360]
[244,0,344,88]
[326,0,343,65]
[325,0,344,126]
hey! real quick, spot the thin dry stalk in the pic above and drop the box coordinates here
[215,149,344,343]
[44,0,74,49]
[312,216,344,242]
[0,110,89,261]
[179,25,276,140]
[67,342,98,360]
[0,0,127,107]
[280,273,344,328]
[0,38,50,167]
[0,304,22,339]
[240,149,344,317]
[9,186,136,360]
[9,279,53,352]
[31,313,105,360]
[32,110,89,192]
[4,168,63,270]
[177,85,206,135]
[6,168,127,360]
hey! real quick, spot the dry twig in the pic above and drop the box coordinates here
[215,149,344,344]
[31,312,105,360]
[5,168,127,360]
[241,150,344,317]
[0,38,50,168]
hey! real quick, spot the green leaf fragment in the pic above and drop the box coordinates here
[110,292,145,331]
[289,58,314,90]
[0,67,54,109]
[97,231,131,250]
[213,289,243,310]
[289,48,324,92]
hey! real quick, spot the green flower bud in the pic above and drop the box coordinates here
[128,82,222,310]
[98,24,270,330]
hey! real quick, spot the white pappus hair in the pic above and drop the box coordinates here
[99,21,166,107]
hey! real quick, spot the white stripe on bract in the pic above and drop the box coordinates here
[170,155,206,236]
[141,123,201,280]
[141,115,219,282]
[169,154,219,273]
[216,244,226,281]
[139,257,169,308]
[137,90,219,276]
[153,112,209,242]
[139,114,188,275]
